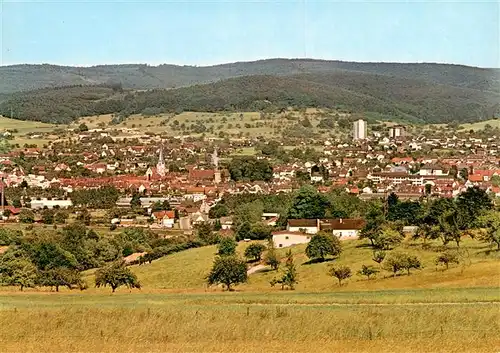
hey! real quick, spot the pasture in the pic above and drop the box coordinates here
[0,290,498,352]
[0,238,499,352]
[459,118,500,131]
[0,116,58,147]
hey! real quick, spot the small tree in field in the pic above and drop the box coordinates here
[244,243,266,262]
[435,251,459,270]
[357,264,379,279]
[372,251,386,265]
[95,261,141,292]
[270,250,298,290]
[305,232,342,261]
[329,265,352,286]
[207,255,247,291]
[264,241,280,270]
[218,237,237,256]
[383,252,422,277]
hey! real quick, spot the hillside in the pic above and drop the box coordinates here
[1,59,499,94]
[1,71,498,124]
[118,239,499,292]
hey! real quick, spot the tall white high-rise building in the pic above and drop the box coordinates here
[353,119,367,140]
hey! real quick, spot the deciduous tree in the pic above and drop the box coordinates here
[305,232,342,261]
[95,261,141,292]
[207,255,247,291]
[329,265,352,286]
[244,243,266,262]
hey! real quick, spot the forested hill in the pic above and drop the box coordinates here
[1,59,499,94]
[1,71,499,124]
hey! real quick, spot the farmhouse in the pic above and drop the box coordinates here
[272,231,312,248]
[286,219,319,234]
[320,218,366,239]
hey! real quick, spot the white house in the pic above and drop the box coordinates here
[30,198,73,209]
[286,219,319,234]
[151,210,176,228]
[272,231,312,248]
[322,218,366,239]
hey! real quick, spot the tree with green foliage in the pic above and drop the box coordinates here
[435,251,460,270]
[264,240,280,270]
[456,186,493,227]
[383,252,422,276]
[235,221,252,241]
[41,209,55,224]
[305,232,342,261]
[54,210,69,224]
[130,193,142,208]
[208,203,229,219]
[228,156,273,182]
[250,222,272,240]
[38,268,86,291]
[329,265,352,286]
[0,249,38,291]
[0,228,22,246]
[270,250,298,290]
[374,226,404,250]
[95,261,141,292]
[478,211,500,250]
[196,222,218,245]
[372,250,386,265]
[357,264,379,279]
[359,200,385,246]
[217,237,237,256]
[76,209,91,225]
[78,123,89,132]
[207,255,247,291]
[18,209,35,223]
[287,185,330,219]
[244,243,266,262]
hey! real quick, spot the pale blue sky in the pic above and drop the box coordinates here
[0,0,498,67]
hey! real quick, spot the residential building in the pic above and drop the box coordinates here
[353,119,367,140]
[272,231,312,248]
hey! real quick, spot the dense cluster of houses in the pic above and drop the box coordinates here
[0,125,499,228]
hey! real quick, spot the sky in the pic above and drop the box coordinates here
[0,0,498,68]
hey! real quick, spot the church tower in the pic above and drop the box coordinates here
[156,145,166,178]
[212,147,221,184]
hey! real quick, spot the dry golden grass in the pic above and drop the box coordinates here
[0,298,498,353]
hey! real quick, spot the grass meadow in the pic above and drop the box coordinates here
[0,238,499,352]
[0,291,498,353]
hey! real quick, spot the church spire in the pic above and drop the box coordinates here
[156,144,166,177]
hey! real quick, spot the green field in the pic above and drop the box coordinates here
[0,238,499,352]
[459,118,500,131]
[0,116,59,147]
[0,290,498,352]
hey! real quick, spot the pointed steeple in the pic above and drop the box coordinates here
[156,144,166,178]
